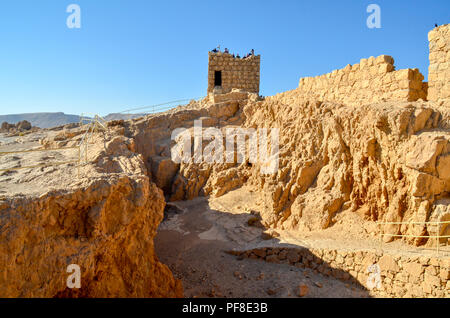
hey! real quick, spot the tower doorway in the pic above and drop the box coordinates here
[214,71,222,87]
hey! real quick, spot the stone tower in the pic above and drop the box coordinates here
[207,51,260,95]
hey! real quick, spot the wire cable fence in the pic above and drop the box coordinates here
[377,220,450,254]
[116,97,205,116]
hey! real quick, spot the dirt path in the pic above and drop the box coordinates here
[155,196,370,298]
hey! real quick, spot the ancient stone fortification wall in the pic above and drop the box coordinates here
[208,52,260,94]
[232,247,449,298]
[296,55,427,105]
[428,24,450,104]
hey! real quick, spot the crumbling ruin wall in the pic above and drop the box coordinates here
[208,52,260,94]
[428,24,450,104]
[295,55,427,105]
[232,247,449,298]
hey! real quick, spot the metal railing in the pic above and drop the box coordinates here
[77,114,108,176]
[117,97,205,115]
[377,220,450,253]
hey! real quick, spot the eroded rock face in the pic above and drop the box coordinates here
[150,156,180,193]
[0,176,182,298]
[3,87,448,297]
[1,121,15,131]
[1,120,34,134]
[0,133,183,297]
[126,96,246,200]
[131,94,450,247]
[16,120,32,131]
[239,96,450,246]
[244,98,449,245]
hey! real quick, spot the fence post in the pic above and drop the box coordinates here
[437,222,439,254]
[379,222,382,250]
[77,145,80,178]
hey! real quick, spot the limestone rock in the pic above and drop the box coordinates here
[16,120,32,131]
[126,92,450,246]
[150,156,180,193]
[378,255,399,273]
[297,284,309,297]
[0,176,183,297]
[0,131,182,298]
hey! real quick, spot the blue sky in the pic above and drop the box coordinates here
[0,0,448,116]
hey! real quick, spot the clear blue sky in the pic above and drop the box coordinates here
[0,0,448,116]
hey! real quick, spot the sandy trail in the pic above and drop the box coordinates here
[155,195,371,298]
[155,185,449,298]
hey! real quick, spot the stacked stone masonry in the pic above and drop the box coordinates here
[295,55,427,105]
[208,52,260,94]
[231,247,449,298]
[428,24,450,104]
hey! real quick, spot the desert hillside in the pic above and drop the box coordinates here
[0,24,448,298]
[0,112,146,129]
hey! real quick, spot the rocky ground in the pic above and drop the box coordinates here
[0,130,78,196]
[0,129,182,297]
[155,186,448,298]
[0,89,448,298]
[155,195,370,298]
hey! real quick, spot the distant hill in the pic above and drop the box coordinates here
[0,112,147,129]
[103,113,147,121]
[0,112,81,129]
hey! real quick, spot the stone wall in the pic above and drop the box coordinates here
[208,52,260,94]
[208,89,258,104]
[428,24,450,104]
[295,55,427,106]
[231,247,449,298]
